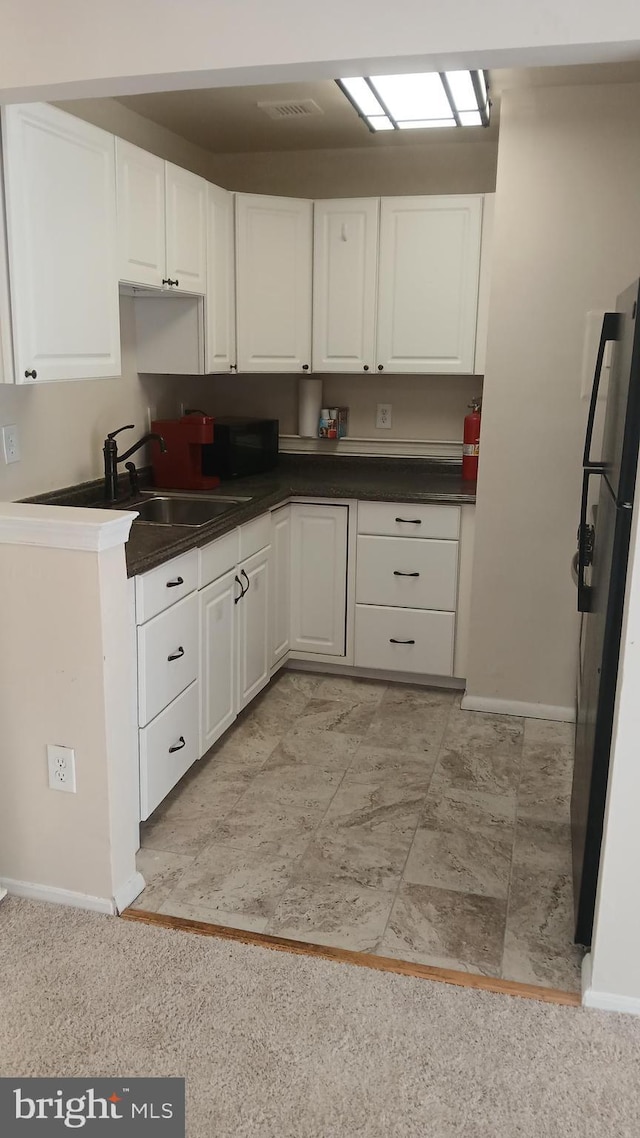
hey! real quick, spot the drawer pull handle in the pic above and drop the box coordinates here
[168,736,186,753]
[234,574,245,604]
[395,517,422,525]
[389,638,416,645]
[166,577,184,588]
[393,571,420,577]
[167,646,185,661]
[241,569,251,593]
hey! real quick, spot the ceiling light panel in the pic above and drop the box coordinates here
[337,70,489,132]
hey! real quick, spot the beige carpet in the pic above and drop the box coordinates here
[1,899,639,1137]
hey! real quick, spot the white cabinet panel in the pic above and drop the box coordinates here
[355,605,455,675]
[313,198,379,373]
[357,501,460,540]
[0,143,13,384]
[2,102,120,383]
[290,504,348,657]
[376,195,483,374]
[206,183,236,372]
[236,193,312,372]
[116,139,165,289]
[270,505,291,665]
[135,548,198,624]
[139,680,199,821]
[237,545,271,710]
[165,162,207,295]
[200,569,237,754]
[137,591,199,726]
[356,534,458,611]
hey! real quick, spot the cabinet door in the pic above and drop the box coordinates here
[2,102,120,383]
[165,162,207,295]
[200,569,237,755]
[376,195,483,374]
[0,144,13,384]
[205,183,236,372]
[313,198,378,373]
[237,545,271,711]
[290,504,348,657]
[236,193,312,372]
[270,505,291,665]
[116,138,166,289]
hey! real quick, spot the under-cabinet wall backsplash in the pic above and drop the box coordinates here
[146,371,483,446]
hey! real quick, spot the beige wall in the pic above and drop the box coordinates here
[0,536,137,903]
[466,81,640,713]
[205,141,497,198]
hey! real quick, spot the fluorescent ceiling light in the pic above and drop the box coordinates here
[337,70,490,132]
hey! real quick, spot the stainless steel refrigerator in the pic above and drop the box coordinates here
[573,279,640,946]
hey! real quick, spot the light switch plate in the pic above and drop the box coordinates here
[1,424,20,463]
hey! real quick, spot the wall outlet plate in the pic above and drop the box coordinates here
[376,403,392,429]
[1,424,20,463]
[47,744,76,793]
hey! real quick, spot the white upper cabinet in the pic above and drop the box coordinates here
[205,183,236,372]
[116,139,166,289]
[165,162,207,295]
[312,198,379,374]
[235,193,312,373]
[0,144,14,384]
[1,102,120,383]
[376,195,483,374]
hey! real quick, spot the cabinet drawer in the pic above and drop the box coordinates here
[239,513,271,561]
[139,680,199,820]
[356,535,458,611]
[357,502,460,540]
[355,604,455,676]
[199,528,239,589]
[137,592,199,726]
[135,549,198,624]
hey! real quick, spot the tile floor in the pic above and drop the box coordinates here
[132,671,584,991]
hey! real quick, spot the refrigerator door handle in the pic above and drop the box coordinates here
[583,311,621,470]
[577,468,599,612]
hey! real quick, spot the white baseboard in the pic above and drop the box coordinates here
[581,953,640,1016]
[0,877,114,914]
[460,693,576,722]
[113,870,145,914]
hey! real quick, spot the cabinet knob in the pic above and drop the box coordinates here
[363,364,369,371]
[302,364,309,371]
[168,736,186,754]
[230,364,237,371]
[24,369,37,379]
[378,364,384,371]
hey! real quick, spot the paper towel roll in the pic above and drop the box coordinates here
[298,377,323,438]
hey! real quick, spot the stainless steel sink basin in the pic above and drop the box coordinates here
[134,496,245,526]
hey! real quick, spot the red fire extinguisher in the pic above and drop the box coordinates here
[462,397,482,481]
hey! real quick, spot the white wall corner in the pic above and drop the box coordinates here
[461,693,576,722]
[112,871,145,915]
[581,953,640,1016]
[0,877,115,914]
[0,502,137,553]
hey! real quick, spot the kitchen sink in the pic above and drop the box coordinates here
[134,496,248,526]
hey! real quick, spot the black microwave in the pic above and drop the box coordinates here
[202,417,279,480]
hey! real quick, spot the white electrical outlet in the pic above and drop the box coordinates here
[47,744,76,794]
[1,424,20,463]
[376,403,392,430]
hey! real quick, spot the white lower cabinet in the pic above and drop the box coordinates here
[270,505,291,665]
[290,503,348,657]
[236,545,271,710]
[200,568,237,754]
[139,680,200,821]
[354,605,455,675]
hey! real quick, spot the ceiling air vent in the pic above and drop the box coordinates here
[258,99,324,120]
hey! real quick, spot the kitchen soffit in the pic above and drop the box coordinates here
[113,60,640,155]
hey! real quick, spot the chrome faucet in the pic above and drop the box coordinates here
[103,424,167,503]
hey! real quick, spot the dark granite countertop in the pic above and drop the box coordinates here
[25,454,476,577]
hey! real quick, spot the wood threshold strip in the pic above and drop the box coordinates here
[120,908,581,1008]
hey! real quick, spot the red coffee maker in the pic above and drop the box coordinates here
[150,412,220,491]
